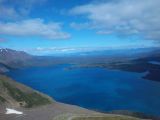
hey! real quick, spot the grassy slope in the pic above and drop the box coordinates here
[0,75,53,108]
[0,95,6,102]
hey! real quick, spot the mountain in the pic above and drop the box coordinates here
[0,48,66,73]
[0,48,33,69]
[0,48,32,61]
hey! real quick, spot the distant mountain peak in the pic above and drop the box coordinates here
[0,48,30,56]
[0,48,9,52]
[0,48,33,68]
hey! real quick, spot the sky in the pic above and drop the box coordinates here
[0,0,160,55]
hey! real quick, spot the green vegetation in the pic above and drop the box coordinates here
[0,95,6,102]
[2,81,51,108]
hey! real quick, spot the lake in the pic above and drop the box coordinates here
[149,61,160,65]
[7,64,160,116]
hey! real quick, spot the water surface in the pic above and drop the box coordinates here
[149,61,160,65]
[7,64,160,116]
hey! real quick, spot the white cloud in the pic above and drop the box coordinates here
[34,47,76,52]
[0,0,70,40]
[0,19,70,39]
[0,6,21,20]
[29,45,159,55]
[28,47,78,55]
[0,0,46,20]
[70,0,160,40]
[70,22,90,30]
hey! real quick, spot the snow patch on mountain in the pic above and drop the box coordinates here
[6,108,23,115]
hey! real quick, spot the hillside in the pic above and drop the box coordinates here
[0,75,53,108]
[0,48,65,73]
[0,48,33,73]
[0,48,33,68]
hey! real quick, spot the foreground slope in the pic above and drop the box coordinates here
[0,75,53,108]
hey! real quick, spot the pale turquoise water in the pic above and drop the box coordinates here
[7,64,160,116]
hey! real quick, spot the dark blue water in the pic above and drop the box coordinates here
[7,64,160,116]
[149,61,160,65]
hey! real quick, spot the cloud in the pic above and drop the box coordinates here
[0,19,70,39]
[35,47,76,52]
[29,47,78,55]
[70,0,160,40]
[0,6,21,20]
[0,0,70,40]
[30,45,159,55]
[70,22,90,30]
[0,0,46,20]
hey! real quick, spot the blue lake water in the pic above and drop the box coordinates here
[7,64,160,116]
[149,61,160,65]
